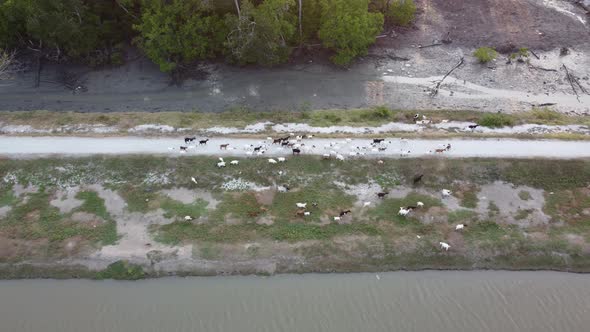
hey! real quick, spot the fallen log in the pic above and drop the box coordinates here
[418,43,442,49]
[430,57,464,97]
[528,65,557,72]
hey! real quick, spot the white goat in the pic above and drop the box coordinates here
[439,242,451,251]
[363,202,371,207]
[296,202,307,208]
[417,201,424,207]
[191,177,198,184]
[278,157,286,162]
[336,154,345,161]
[184,215,193,221]
[304,211,311,216]
[217,157,226,168]
[455,224,465,231]
[230,160,239,165]
[398,207,411,216]
[442,189,452,197]
[268,158,277,164]
[333,216,341,221]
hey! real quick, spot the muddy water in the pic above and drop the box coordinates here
[1,271,589,332]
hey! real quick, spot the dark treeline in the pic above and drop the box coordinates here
[0,0,415,72]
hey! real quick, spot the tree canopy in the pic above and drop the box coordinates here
[224,0,296,65]
[318,0,384,66]
[0,0,409,70]
[133,0,226,72]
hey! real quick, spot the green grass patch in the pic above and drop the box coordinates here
[518,190,532,201]
[473,47,498,63]
[75,191,111,221]
[447,209,478,223]
[478,113,514,127]
[0,186,16,208]
[270,181,354,223]
[95,260,145,280]
[515,209,534,220]
[160,198,208,220]
[0,189,118,252]
[370,192,443,227]
[459,188,479,209]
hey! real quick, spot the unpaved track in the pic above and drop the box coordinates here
[1,136,590,159]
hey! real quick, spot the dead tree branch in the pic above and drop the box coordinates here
[430,57,464,97]
[418,43,442,49]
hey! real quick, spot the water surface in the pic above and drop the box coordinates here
[1,271,589,332]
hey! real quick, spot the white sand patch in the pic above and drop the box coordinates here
[0,206,11,218]
[129,124,176,133]
[205,121,272,134]
[160,188,219,209]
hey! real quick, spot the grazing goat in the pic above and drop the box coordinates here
[191,177,198,184]
[304,211,311,216]
[413,174,424,184]
[273,138,283,144]
[296,209,307,217]
[184,137,196,144]
[179,146,188,152]
[217,157,226,168]
[413,113,420,121]
[373,138,385,144]
[468,124,479,130]
[363,202,371,207]
[184,216,193,221]
[441,189,452,197]
[278,157,286,162]
[277,185,290,193]
[446,144,451,151]
[333,216,341,221]
[268,158,277,164]
[336,154,345,161]
[439,242,450,251]
[322,154,331,160]
[377,192,389,199]
[230,160,239,165]
[292,148,301,155]
[296,202,307,208]
[339,210,351,217]
[253,146,263,152]
[417,201,424,208]
[199,139,209,145]
[455,224,465,231]
[220,144,229,150]
[434,148,446,153]
[398,207,411,216]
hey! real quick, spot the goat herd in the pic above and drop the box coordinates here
[178,133,461,251]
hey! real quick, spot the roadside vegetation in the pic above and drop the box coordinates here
[473,47,498,63]
[0,107,588,138]
[1,156,589,276]
[0,0,417,70]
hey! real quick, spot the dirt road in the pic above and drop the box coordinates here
[2,136,590,159]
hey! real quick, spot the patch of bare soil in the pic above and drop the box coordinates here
[380,0,589,49]
[50,186,82,214]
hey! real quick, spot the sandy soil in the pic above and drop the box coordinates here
[0,0,587,113]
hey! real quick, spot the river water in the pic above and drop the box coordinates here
[0,271,589,332]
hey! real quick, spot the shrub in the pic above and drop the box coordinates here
[96,260,145,280]
[473,47,498,63]
[478,113,514,127]
[530,108,563,123]
[387,0,416,27]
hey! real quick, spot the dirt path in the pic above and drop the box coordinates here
[2,136,590,159]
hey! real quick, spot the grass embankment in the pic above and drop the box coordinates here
[1,156,590,277]
[0,107,588,136]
